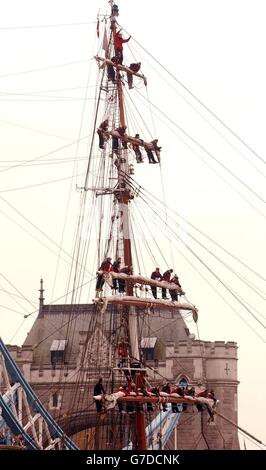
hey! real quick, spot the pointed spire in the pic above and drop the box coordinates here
[39,278,45,310]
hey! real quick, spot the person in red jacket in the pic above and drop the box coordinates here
[114,30,131,64]
[96,257,112,291]
[118,337,129,368]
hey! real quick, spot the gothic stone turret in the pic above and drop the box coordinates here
[7,302,239,449]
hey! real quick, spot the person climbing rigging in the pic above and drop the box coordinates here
[127,62,141,89]
[97,119,109,149]
[114,30,131,64]
[96,257,113,292]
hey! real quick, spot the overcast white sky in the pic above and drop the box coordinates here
[0,0,265,450]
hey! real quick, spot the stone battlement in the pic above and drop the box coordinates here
[173,340,238,358]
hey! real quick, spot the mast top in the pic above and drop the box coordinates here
[110,3,119,17]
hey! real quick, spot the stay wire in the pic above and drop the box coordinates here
[124,173,265,302]
[128,42,265,177]
[0,195,94,278]
[140,191,266,300]
[125,171,265,282]
[130,89,265,218]
[134,89,265,204]
[0,21,96,31]
[128,32,265,165]
[124,176,266,336]
[136,188,266,330]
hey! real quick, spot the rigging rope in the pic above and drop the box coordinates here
[127,173,265,282]
[120,173,265,339]
[214,409,265,447]
[134,89,265,205]
[127,31,265,165]
[137,193,266,331]
[127,42,265,178]
[124,172,265,307]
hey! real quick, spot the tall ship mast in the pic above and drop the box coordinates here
[1,0,264,453]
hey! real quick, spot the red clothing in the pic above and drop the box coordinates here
[118,341,128,357]
[114,33,130,51]
[99,260,112,272]
[130,63,141,73]
[132,143,140,151]
[196,389,208,398]
[111,56,120,65]
[112,260,121,272]
[99,120,108,132]
[162,270,172,282]
[114,387,129,395]
[172,386,185,396]
[115,126,126,137]
[120,266,132,275]
[170,277,181,288]
[151,270,162,280]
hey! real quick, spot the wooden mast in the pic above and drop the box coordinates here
[110,3,146,450]
[110,17,133,282]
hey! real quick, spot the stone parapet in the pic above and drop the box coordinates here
[175,340,238,358]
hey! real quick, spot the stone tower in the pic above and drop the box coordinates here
[7,299,239,449]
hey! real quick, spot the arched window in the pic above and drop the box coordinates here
[52,392,58,408]
[178,377,188,390]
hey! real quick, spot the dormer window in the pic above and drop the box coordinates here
[50,339,67,367]
[141,337,157,361]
